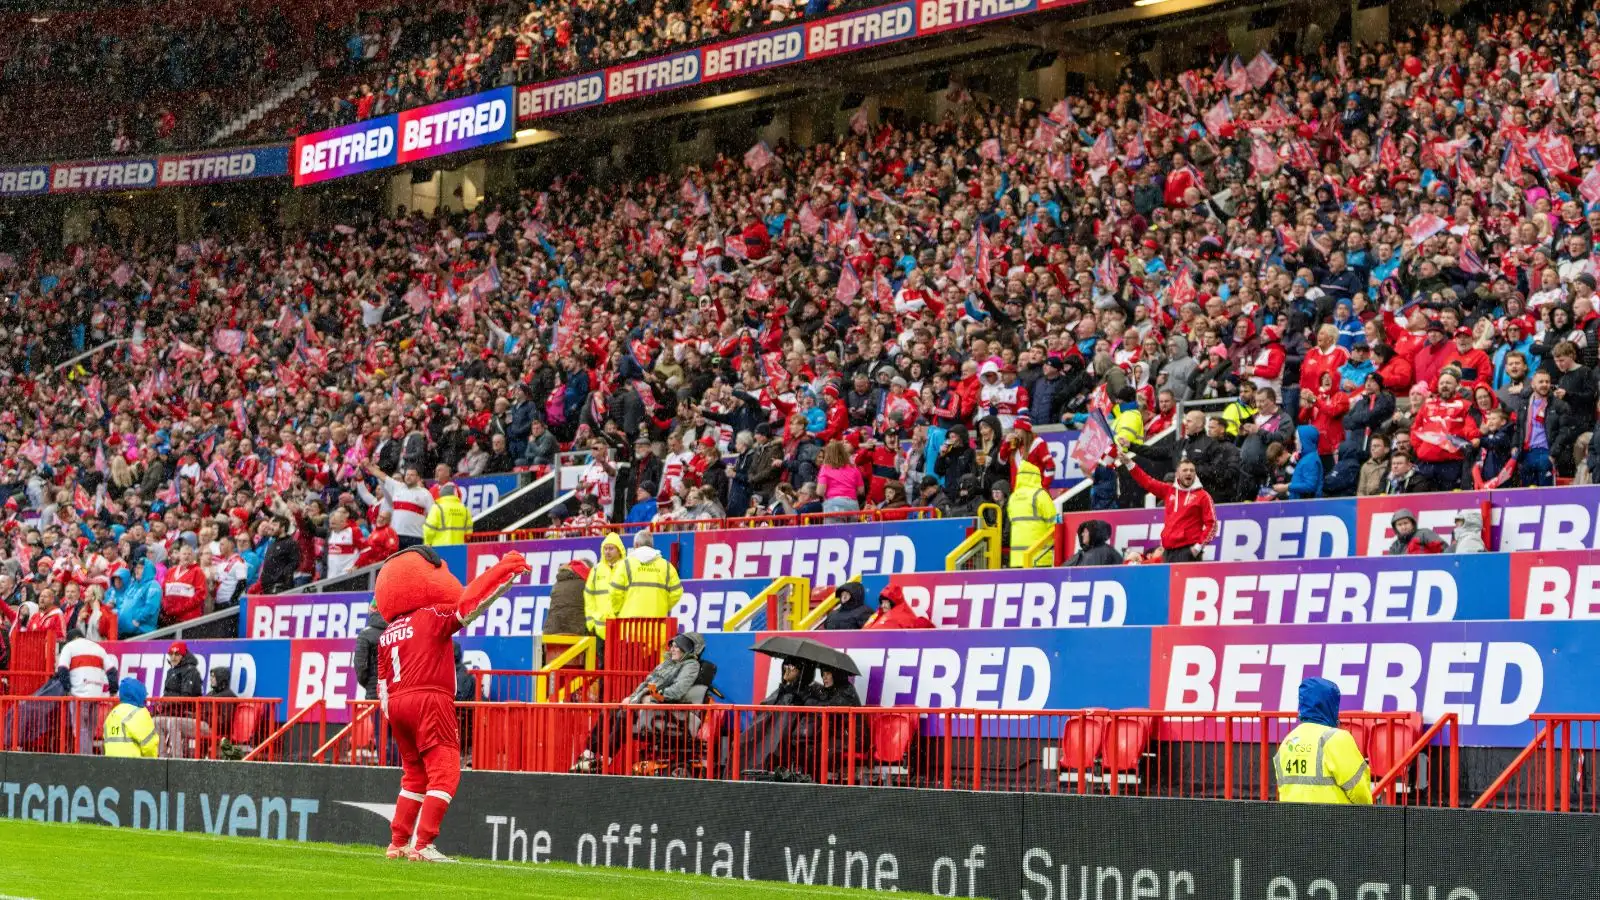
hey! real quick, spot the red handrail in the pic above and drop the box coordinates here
[467,507,943,543]
[242,700,326,762]
[1372,713,1459,806]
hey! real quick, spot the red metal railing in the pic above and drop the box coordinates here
[313,702,1446,803]
[604,617,674,673]
[466,507,942,543]
[472,669,650,704]
[241,700,327,763]
[0,696,279,759]
[1473,715,1600,812]
[10,632,55,673]
[1,670,53,695]
[1371,713,1459,807]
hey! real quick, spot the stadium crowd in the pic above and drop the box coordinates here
[269,0,839,141]
[3,7,1600,654]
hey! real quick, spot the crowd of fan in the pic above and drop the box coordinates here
[5,6,1600,656]
[269,0,836,140]
[0,4,308,157]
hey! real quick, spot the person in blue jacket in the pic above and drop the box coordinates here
[112,560,162,636]
[1286,425,1325,499]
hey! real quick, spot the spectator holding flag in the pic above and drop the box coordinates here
[1410,369,1480,490]
[1116,451,1216,563]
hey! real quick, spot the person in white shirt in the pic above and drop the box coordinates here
[56,628,117,754]
[577,440,617,520]
[210,537,249,623]
[324,508,365,579]
[367,463,433,548]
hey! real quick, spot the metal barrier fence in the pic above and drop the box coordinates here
[603,617,674,673]
[1474,715,1600,812]
[309,702,1447,804]
[0,696,279,759]
[467,507,943,543]
[472,669,650,704]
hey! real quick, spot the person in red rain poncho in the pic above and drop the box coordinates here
[865,584,933,629]
[1300,371,1351,459]
[374,546,530,862]
[1408,369,1479,490]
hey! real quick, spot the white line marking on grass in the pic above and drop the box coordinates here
[0,893,41,900]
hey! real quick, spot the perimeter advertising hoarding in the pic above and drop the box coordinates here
[7,753,1578,898]
[292,87,513,186]
[1060,484,1600,561]
[702,611,1593,745]
[102,635,532,721]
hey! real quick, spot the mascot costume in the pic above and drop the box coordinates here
[374,545,530,861]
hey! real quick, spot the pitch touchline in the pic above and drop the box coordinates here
[130,829,886,898]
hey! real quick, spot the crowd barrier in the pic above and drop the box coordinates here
[0,696,278,759]
[1060,483,1600,561]
[3,751,1591,896]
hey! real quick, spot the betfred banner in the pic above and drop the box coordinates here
[1061,496,1357,561]
[517,73,606,121]
[0,145,289,197]
[1509,549,1600,619]
[244,591,373,639]
[860,565,1169,629]
[462,532,695,586]
[1063,484,1600,561]
[1167,554,1510,626]
[157,145,290,187]
[0,164,51,197]
[701,27,804,81]
[105,636,531,722]
[449,473,520,518]
[1034,425,1086,489]
[702,615,1589,745]
[916,0,1038,35]
[690,518,971,582]
[293,115,398,186]
[396,86,514,164]
[804,2,917,58]
[604,50,702,103]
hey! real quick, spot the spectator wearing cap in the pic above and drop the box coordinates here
[631,437,665,500]
[1332,299,1364,350]
[1414,320,1455,391]
[625,482,659,524]
[1443,327,1493,388]
[1338,340,1377,392]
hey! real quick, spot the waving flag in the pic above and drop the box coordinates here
[1405,214,1448,245]
[1378,133,1401,171]
[1071,409,1116,475]
[1581,166,1600,204]
[744,141,775,172]
[1251,140,1281,176]
[979,138,1002,161]
[1088,130,1115,167]
[849,106,870,135]
[623,198,646,221]
[1095,251,1119,289]
[1245,50,1278,88]
[836,263,861,302]
[213,328,246,356]
[1144,105,1175,132]
[403,283,431,313]
[1458,242,1486,276]
[972,225,992,287]
[1202,99,1233,134]
[798,203,822,236]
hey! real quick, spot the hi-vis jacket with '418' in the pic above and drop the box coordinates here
[1273,722,1374,805]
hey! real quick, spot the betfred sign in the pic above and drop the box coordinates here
[292,117,397,186]
[517,74,605,120]
[1510,549,1600,619]
[396,86,514,164]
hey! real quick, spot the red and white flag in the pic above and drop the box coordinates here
[1405,214,1448,245]
[798,203,822,236]
[836,263,861,302]
[979,138,1002,162]
[1581,166,1600,204]
[1250,140,1281,176]
[1245,50,1278,88]
[849,107,870,135]
[744,141,775,172]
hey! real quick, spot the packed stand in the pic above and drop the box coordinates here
[5,9,1600,652]
[263,0,837,141]
[0,1,339,159]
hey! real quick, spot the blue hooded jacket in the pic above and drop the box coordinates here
[1298,677,1341,727]
[118,677,148,709]
[113,562,162,636]
[1286,425,1324,499]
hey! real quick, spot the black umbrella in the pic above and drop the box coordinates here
[752,636,861,676]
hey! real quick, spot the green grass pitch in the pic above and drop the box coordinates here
[0,819,940,898]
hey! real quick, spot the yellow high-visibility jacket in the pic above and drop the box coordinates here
[1006,462,1055,567]
[610,548,684,620]
[103,703,159,758]
[1274,722,1373,805]
[584,533,627,635]
[423,495,474,546]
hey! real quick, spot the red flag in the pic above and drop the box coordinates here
[1088,131,1115,167]
[1250,141,1281,176]
[744,141,775,172]
[1070,410,1116,475]
[1378,133,1401,171]
[1143,105,1175,132]
[1203,99,1233,135]
[836,263,860,302]
[1581,166,1600,204]
[798,203,822,236]
[1245,50,1278,88]
[1405,214,1448,245]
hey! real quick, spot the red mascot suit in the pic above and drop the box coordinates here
[374,546,530,861]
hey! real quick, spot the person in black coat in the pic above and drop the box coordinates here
[162,644,204,698]
[934,425,977,488]
[256,515,301,595]
[820,581,873,630]
[1064,519,1123,566]
[354,603,386,701]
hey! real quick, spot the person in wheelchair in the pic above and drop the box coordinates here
[572,632,706,772]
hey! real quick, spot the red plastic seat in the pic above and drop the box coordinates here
[873,714,916,764]
[230,705,263,745]
[1058,715,1108,771]
[1368,721,1420,782]
[1342,721,1370,756]
[1102,718,1153,772]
